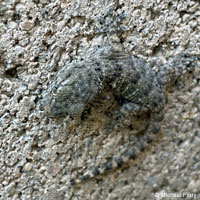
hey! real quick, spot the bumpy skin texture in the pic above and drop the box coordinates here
[40,46,198,185]
[41,47,165,118]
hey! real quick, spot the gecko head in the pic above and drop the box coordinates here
[40,68,93,118]
[40,94,85,118]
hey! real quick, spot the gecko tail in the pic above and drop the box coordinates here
[70,144,142,186]
[70,111,164,186]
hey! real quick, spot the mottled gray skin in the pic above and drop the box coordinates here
[41,47,164,118]
[40,46,198,185]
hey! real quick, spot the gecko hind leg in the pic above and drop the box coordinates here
[105,102,151,133]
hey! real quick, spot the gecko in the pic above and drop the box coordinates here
[40,45,198,185]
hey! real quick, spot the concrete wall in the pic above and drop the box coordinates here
[0,0,199,199]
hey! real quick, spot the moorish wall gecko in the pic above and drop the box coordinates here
[40,45,198,185]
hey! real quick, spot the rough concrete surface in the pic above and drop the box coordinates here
[0,0,200,200]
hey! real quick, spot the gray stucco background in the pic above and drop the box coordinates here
[0,0,200,199]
